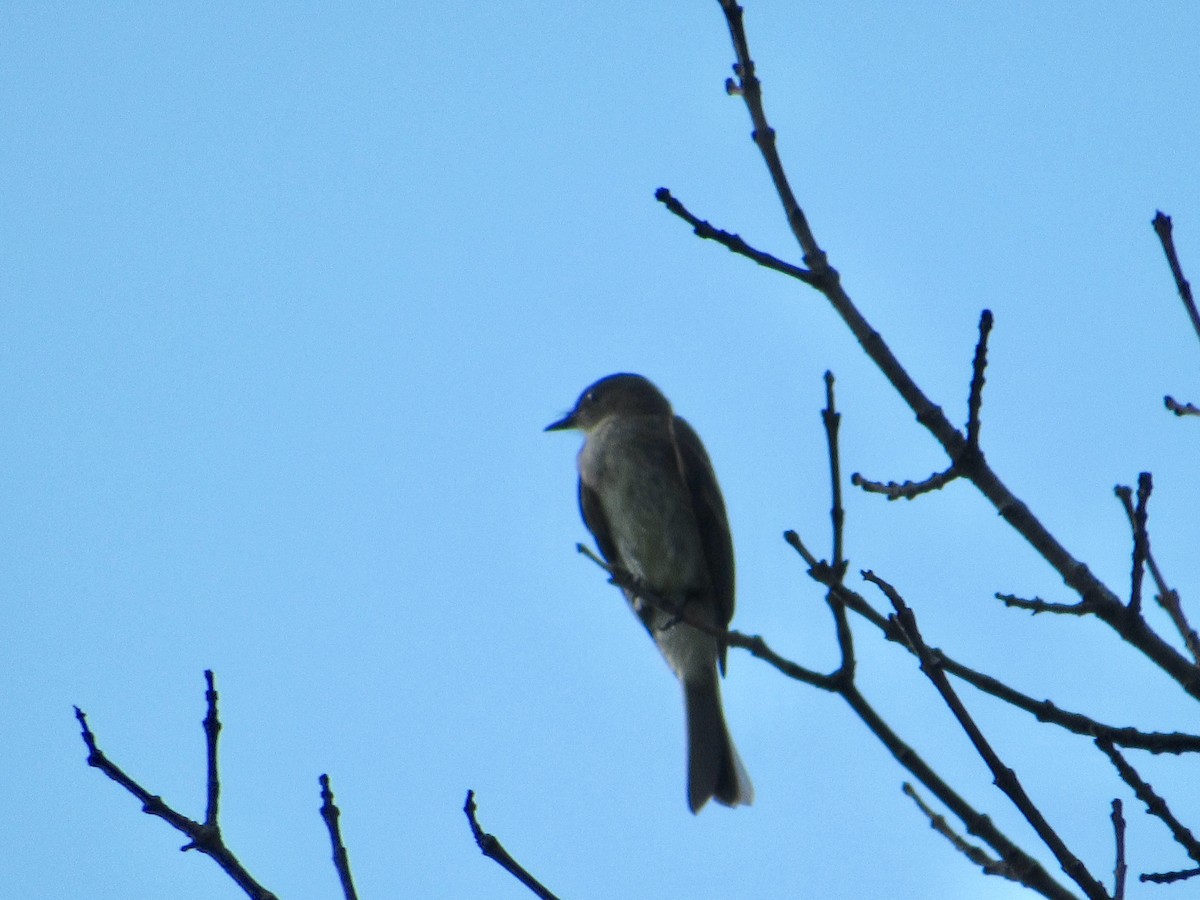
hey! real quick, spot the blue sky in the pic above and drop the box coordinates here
[3,2,1199,898]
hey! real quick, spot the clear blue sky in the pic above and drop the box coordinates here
[3,2,1199,898]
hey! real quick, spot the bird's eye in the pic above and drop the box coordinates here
[583,391,596,406]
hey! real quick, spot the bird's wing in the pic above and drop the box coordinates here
[580,477,660,635]
[579,478,620,567]
[671,416,736,637]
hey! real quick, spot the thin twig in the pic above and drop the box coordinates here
[1152,212,1200,343]
[202,669,221,827]
[1164,396,1200,417]
[997,593,1093,616]
[851,465,959,501]
[1141,866,1200,885]
[711,526,1077,897]
[966,310,993,449]
[875,572,1109,900]
[718,0,828,275]
[784,537,1200,752]
[320,775,359,900]
[1129,474,1152,616]
[654,187,816,284]
[821,371,854,683]
[1152,212,1199,417]
[903,783,1024,884]
[75,673,279,900]
[851,313,990,498]
[936,657,1200,755]
[1111,799,1127,900]
[464,791,559,900]
[823,371,846,569]
[1114,483,1200,663]
[1096,739,1200,865]
[838,682,1079,900]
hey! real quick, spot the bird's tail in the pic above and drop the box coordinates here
[684,676,754,813]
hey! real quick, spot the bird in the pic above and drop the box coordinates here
[546,373,753,813]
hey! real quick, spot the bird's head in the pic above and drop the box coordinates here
[545,373,672,433]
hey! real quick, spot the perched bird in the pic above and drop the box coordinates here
[546,373,753,813]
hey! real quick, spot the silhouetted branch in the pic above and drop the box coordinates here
[1153,212,1199,416]
[878,573,1109,899]
[654,187,816,285]
[903,782,1025,885]
[1096,739,1200,867]
[202,670,221,827]
[1115,482,1200,663]
[1128,474,1152,616]
[966,310,994,449]
[996,593,1093,616]
[320,775,359,900]
[837,682,1079,900]
[464,791,559,900]
[717,0,827,275]
[851,464,959,501]
[821,371,854,682]
[785,537,1200,754]
[1152,212,1199,343]
[1163,396,1200,417]
[937,658,1200,755]
[1141,866,1200,885]
[1111,799,1127,900]
[849,308,991,501]
[76,672,279,900]
[823,371,846,569]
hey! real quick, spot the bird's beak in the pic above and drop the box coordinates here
[544,410,578,432]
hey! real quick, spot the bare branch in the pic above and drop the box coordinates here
[1152,212,1199,416]
[997,593,1093,616]
[202,669,220,827]
[785,537,1200,753]
[1129,474,1152,615]
[903,783,1026,886]
[464,791,560,900]
[938,657,1200,755]
[320,775,359,900]
[1111,799,1127,900]
[1154,581,1200,665]
[1164,396,1200,417]
[851,464,959,501]
[1096,739,1200,866]
[823,371,846,569]
[849,298,991,504]
[821,371,854,683]
[75,673,279,900]
[718,0,828,274]
[654,187,816,284]
[837,682,1079,900]
[1141,866,1200,885]
[966,310,994,449]
[1152,212,1200,343]
[1115,482,1200,663]
[876,572,1110,900]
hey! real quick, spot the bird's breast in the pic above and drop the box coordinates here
[579,418,708,593]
